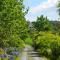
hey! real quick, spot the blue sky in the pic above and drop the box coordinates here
[24,0,59,22]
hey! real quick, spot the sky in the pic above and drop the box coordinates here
[24,0,59,22]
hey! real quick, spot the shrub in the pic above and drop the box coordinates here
[25,37,33,45]
[0,48,4,55]
[33,32,60,60]
[6,48,14,55]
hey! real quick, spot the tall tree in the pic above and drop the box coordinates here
[57,0,60,15]
[32,15,53,31]
[0,0,27,48]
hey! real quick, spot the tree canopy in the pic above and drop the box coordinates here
[32,15,53,31]
[0,0,28,48]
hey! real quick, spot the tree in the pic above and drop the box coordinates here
[57,0,60,15]
[32,15,53,31]
[0,0,28,48]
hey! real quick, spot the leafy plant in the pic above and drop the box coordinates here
[33,32,60,60]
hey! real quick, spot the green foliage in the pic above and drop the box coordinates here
[14,56,20,60]
[25,37,33,45]
[32,15,53,31]
[0,48,4,54]
[57,0,60,8]
[57,0,60,15]
[33,32,60,60]
[57,56,60,60]
[0,0,28,48]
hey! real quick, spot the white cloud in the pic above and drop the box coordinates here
[29,0,58,14]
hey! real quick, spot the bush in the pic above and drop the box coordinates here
[0,48,4,55]
[57,56,60,60]
[33,32,60,60]
[25,37,33,45]
[6,48,14,55]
